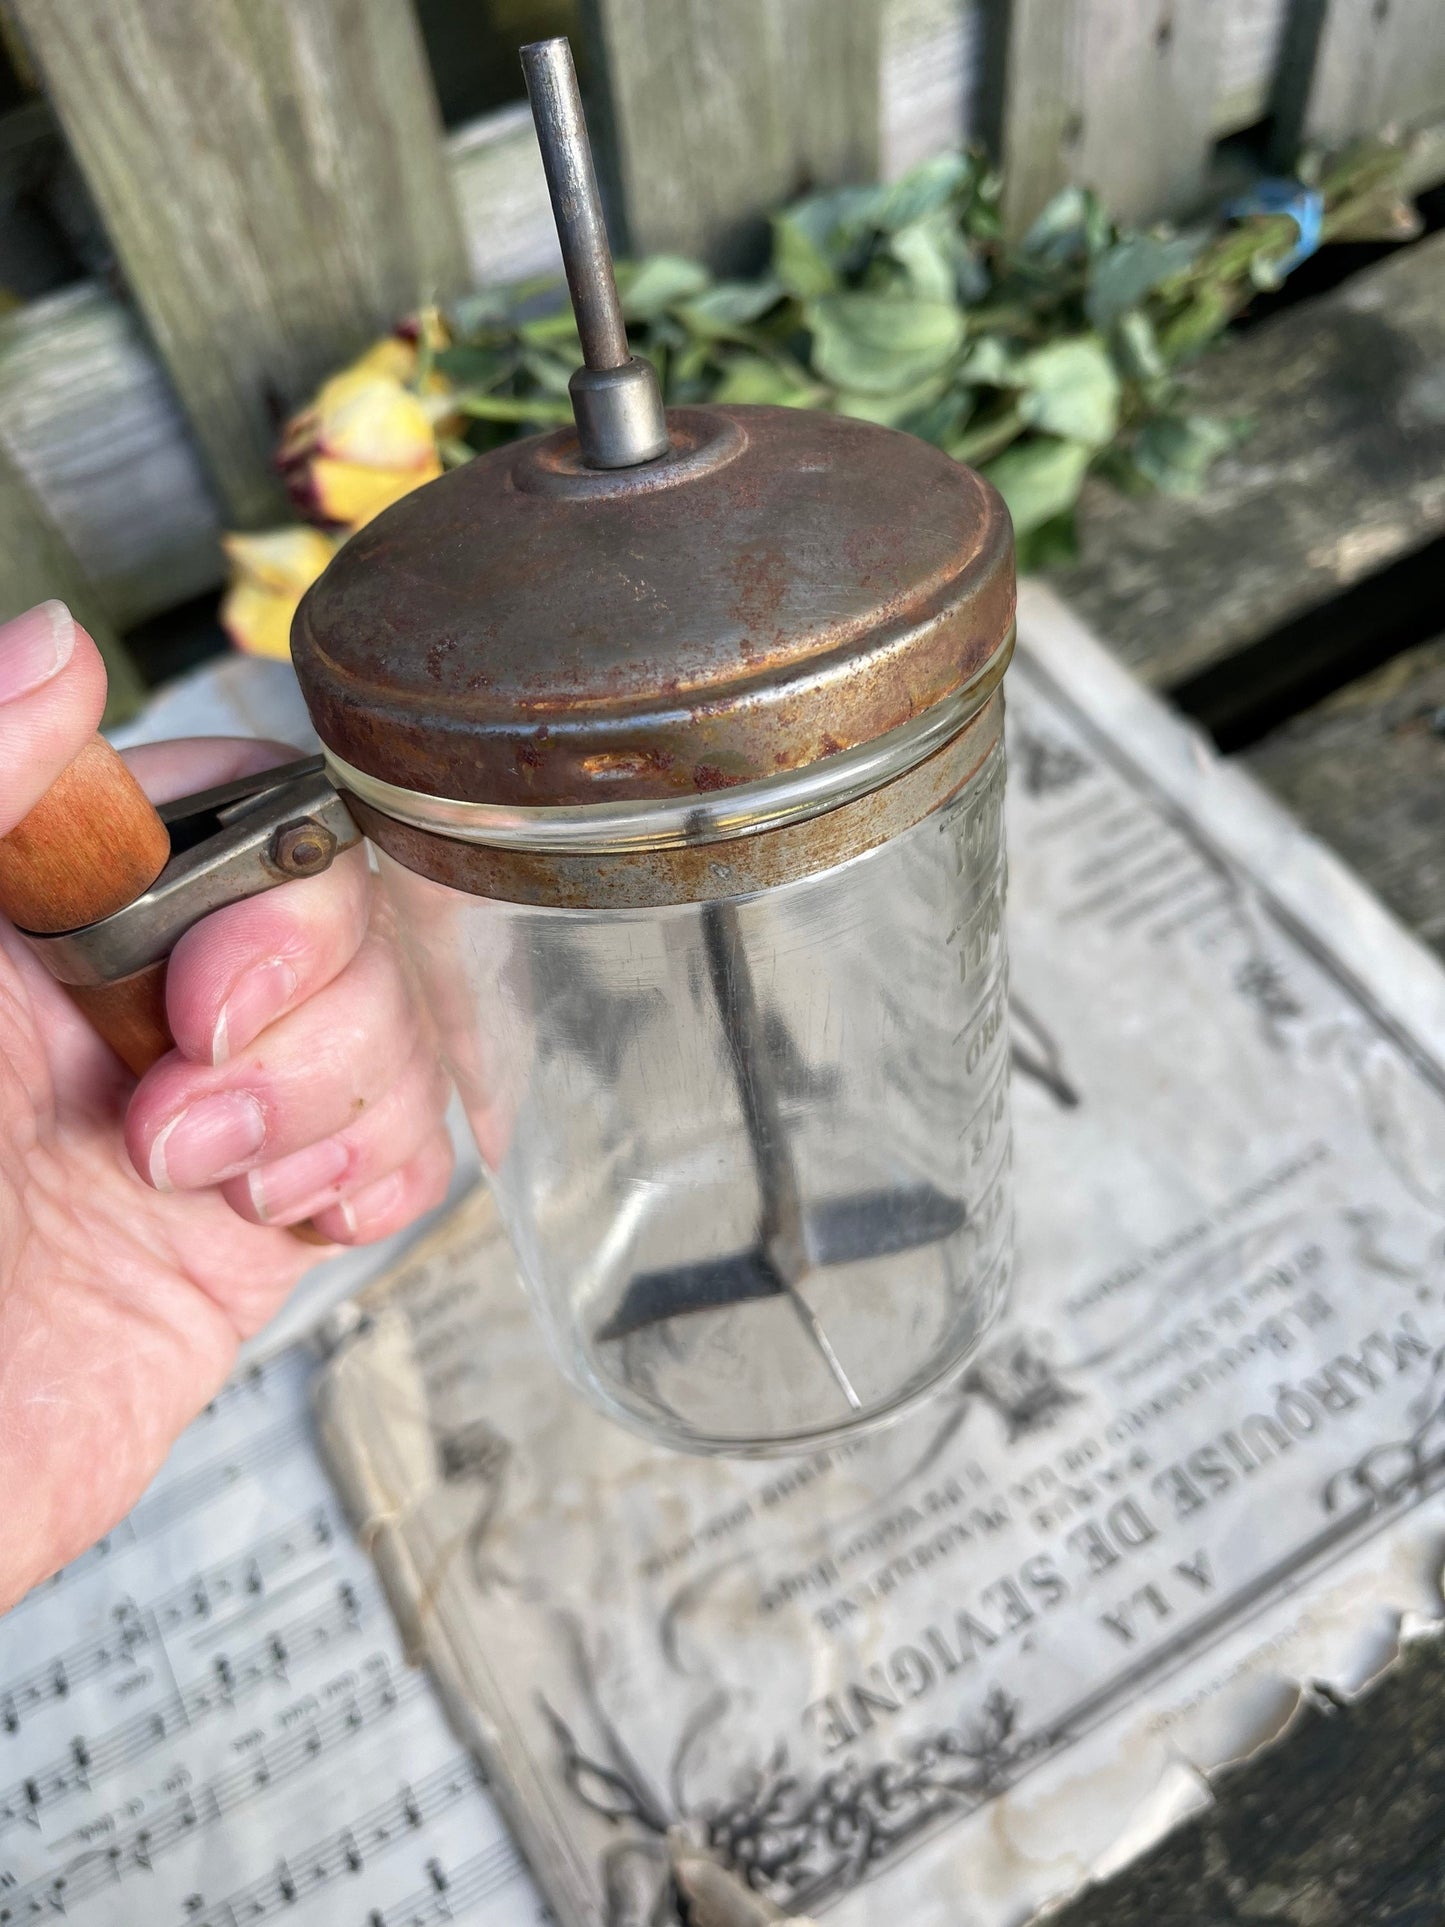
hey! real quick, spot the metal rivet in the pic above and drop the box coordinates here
[271,818,336,876]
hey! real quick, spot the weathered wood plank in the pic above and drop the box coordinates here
[0,105,561,631]
[1053,1628,1445,1925]
[449,101,564,289]
[583,0,881,270]
[1000,0,1225,233]
[1215,0,1292,134]
[1288,0,1445,152]
[0,284,223,630]
[997,0,1078,234]
[1048,231,1445,690]
[1242,633,1445,956]
[0,437,142,723]
[881,0,984,180]
[10,0,469,528]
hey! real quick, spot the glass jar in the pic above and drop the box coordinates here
[293,401,1017,1455]
[370,696,1011,1454]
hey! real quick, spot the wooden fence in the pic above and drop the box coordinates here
[1,0,1443,701]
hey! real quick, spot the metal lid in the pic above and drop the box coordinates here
[291,403,1014,808]
[291,36,1013,819]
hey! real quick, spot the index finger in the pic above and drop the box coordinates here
[124,734,373,1068]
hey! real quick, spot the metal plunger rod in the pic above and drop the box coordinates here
[520,38,629,371]
[520,37,669,470]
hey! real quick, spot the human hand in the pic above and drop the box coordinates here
[0,603,453,1606]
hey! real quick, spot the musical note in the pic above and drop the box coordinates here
[0,1333,534,1927]
[0,1581,369,1836]
[178,1757,484,1927]
[0,1511,334,1736]
[363,1840,525,1926]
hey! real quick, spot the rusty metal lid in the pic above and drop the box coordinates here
[291,402,1014,809]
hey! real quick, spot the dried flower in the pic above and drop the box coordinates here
[220,527,337,660]
[277,312,454,531]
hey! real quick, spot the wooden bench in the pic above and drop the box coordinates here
[1043,220,1445,1926]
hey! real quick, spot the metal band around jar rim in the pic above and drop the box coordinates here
[343,689,1005,909]
[323,627,1013,859]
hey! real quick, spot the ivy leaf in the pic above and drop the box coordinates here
[888,214,960,302]
[676,277,783,341]
[711,353,824,407]
[1086,231,1203,328]
[876,151,974,229]
[1016,335,1121,446]
[1020,186,1110,267]
[434,344,512,385]
[900,387,976,448]
[833,372,952,427]
[959,337,1024,387]
[805,293,965,395]
[1111,309,1166,383]
[983,436,1092,532]
[772,186,881,296]
[1014,509,1079,572]
[1130,412,1243,493]
[773,205,840,297]
[618,255,711,320]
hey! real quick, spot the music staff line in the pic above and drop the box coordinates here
[22,1415,314,1601]
[182,1753,493,1927]
[362,1839,527,1927]
[0,1664,426,1924]
[0,1509,336,1736]
[0,1581,367,1838]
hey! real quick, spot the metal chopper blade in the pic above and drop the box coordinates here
[601,903,968,1408]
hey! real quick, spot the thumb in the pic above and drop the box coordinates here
[0,601,110,839]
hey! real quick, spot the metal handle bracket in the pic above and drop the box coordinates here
[21,755,360,987]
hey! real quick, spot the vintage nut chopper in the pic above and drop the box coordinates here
[1,38,1018,1456]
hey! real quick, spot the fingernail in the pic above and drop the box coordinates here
[149,1092,266,1190]
[0,601,74,704]
[335,1169,402,1240]
[248,1137,349,1224]
[212,958,298,1065]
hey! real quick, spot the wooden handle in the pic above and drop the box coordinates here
[0,734,171,936]
[0,733,328,1244]
[0,733,173,1072]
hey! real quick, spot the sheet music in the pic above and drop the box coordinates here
[0,1340,545,1927]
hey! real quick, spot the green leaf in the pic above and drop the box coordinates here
[833,372,951,427]
[901,387,976,448]
[875,151,974,230]
[434,344,513,385]
[1016,335,1121,446]
[983,436,1092,532]
[805,292,965,395]
[1111,309,1166,383]
[1130,412,1242,493]
[520,346,577,396]
[518,309,586,345]
[711,353,824,407]
[888,215,959,302]
[677,277,784,340]
[773,206,841,297]
[1086,231,1203,328]
[1014,509,1079,572]
[1020,186,1110,266]
[948,401,1025,466]
[617,254,711,320]
[959,337,1024,388]
[771,184,892,296]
